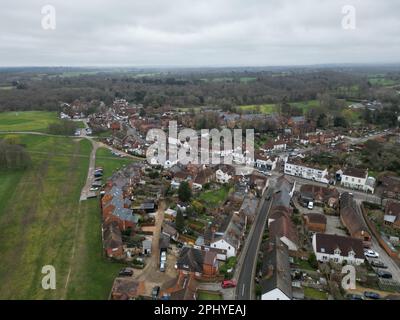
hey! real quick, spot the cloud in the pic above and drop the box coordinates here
[0,0,399,66]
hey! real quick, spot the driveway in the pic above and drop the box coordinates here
[325,216,347,236]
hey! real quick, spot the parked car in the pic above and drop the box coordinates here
[160,251,167,262]
[221,280,237,289]
[160,262,166,272]
[370,260,388,269]
[152,286,160,299]
[364,249,379,258]
[90,187,100,192]
[364,291,381,300]
[307,201,314,210]
[346,294,364,300]
[118,268,133,277]
[377,270,392,279]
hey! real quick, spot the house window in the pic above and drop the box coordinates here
[322,256,328,261]
[228,246,231,250]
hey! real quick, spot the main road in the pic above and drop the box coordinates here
[235,182,275,300]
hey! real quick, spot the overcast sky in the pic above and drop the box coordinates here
[0,0,399,67]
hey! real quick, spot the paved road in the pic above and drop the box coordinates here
[235,183,275,300]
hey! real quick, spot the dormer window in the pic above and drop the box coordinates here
[348,250,355,257]
[334,248,341,255]
[321,248,325,253]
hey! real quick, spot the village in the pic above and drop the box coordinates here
[60,98,400,300]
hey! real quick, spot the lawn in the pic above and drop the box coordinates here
[197,290,223,300]
[197,186,231,208]
[95,147,136,180]
[0,111,62,132]
[0,134,123,299]
[304,287,328,300]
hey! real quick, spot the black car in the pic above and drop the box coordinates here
[152,286,160,299]
[377,270,392,279]
[371,260,388,269]
[364,291,381,300]
[119,268,133,277]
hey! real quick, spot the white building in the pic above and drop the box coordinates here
[284,158,329,184]
[255,155,277,172]
[210,238,236,258]
[216,169,232,184]
[340,167,375,193]
[312,233,365,266]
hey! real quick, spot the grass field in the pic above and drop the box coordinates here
[0,134,124,299]
[198,186,231,208]
[238,104,277,114]
[0,111,62,132]
[197,290,223,300]
[95,147,136,180]
[304,287,328,300]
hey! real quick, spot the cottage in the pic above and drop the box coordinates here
[340,192,371,246]
[312,233,365,265]
[384,201,400,229]
[176,247,218,278]
[303,213,327,233]
[102,221,124,258]
[299,184,340,208]
[260,238,292,300]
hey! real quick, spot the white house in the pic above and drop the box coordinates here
[216,169,232,184]
[255,155,277,172]
[312,233,365,266]
[284,157,329,184]
[340,167,375,193]
[210,238,236,258]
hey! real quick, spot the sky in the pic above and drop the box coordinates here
[0,0,399,67]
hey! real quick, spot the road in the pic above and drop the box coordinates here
[235,183,275,300]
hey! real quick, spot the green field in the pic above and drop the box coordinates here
[0,134,123,299]
[238,104,277,114]
[197,290,223,300]
[95,148,136,180]
[0,111,62,132]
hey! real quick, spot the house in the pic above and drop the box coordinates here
[303,213,327,233]
[142,239,152,255]
[102,221,124,258]
[267,176,299,251]
[261,140,287,153]
[193,167,215,189]
[380,175,400,200]
[176,247,218,278]
[340,192,371,247]
[284,157,329,184]
[162,223,179,241]
[216,169,232,184]
[299,184,340,208]
[255,151,278,172]
[260,238,292,300]
[239,195,259,223]
[340,167,375,193]
[110,278,145,300]
[312,233,365,265]
[210,210,246,258]
[384,201,400,229]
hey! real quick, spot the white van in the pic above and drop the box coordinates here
[308,201,314,210]
[160,262,166,272]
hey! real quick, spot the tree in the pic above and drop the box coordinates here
[316,113,329,128]
[308,253,318,269]
[178,181,192,202]
[175,209,184,233]
[333,115,348,128]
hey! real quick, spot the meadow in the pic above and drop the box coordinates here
[0,111,63,132]
[0,134,125,299]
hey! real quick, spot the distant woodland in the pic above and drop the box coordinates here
[0,66,399,112]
